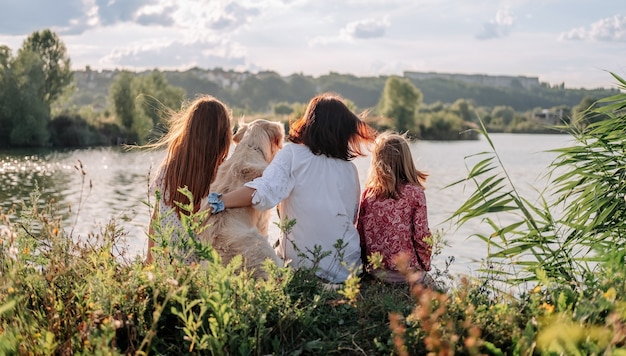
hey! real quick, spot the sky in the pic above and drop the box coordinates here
[1,0,624,89]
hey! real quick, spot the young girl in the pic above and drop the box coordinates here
[357,132,432,283]
[209,93,377,283]
[146,95,233,263]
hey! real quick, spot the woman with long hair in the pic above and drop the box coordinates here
[146,95,232,263]
[357,132,432,283]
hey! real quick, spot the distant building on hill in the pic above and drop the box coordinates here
[404,71,540,90]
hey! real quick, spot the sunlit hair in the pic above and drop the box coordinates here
[364,132,428,199]
[288,92,377,160]
[149,95,232,215]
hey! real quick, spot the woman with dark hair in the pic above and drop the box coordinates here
[211,93,377,283]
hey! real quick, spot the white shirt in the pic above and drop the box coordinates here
[245,143,362,283]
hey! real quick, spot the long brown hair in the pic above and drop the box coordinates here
[288,92,376,160]
[364,132,428,199]
[150,95,232,215]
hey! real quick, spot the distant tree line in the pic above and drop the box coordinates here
[1,29,619,148]
[74,67,616,141]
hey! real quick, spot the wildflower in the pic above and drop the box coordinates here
[146,272,154,281]
[0,225,11,240]
[166,278,179,287]
[23,247,30,255]
[540,303,554,314]
[7,287,14,294]
[603,287,617,302]
[8,245,18,261]
[531,285,542,294]
[113,319,123,329]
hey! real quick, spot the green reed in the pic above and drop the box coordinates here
[446,72,626,290]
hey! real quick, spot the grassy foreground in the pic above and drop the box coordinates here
[3,74,626,355]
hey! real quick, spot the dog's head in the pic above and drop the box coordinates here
[233,119,285,162]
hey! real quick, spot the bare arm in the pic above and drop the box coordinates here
[221,186,256,208]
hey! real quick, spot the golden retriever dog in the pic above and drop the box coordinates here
[198,119,284,278]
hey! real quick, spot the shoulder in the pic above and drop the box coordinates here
[402,184,427,203]
[284,143,310,155]
[276,143,303,157]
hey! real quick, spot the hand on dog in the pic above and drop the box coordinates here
[208,192,224,214]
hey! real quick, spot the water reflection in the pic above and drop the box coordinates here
[1,149,72,215]
[0,134,575,276]
[0,147,164,258]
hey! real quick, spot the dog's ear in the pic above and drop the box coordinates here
[233,119,248,144]
[237,120,284,162]
[252,121,284,161]
[266,122,284,159]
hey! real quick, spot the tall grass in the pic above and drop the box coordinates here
[0,169,429,354]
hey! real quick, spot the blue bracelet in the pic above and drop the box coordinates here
[207,192,224,214]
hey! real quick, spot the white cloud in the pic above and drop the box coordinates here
[309,17,390,46]
[476,7,515,40]
[101,37,247,70]
[94,0,160,26]
[343,17,390,39]
[559,15,626,42]
[2,0,624,88]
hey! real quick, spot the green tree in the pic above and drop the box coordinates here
[450,98,475,122]
[491,105,516,125]
[0,46,14,145]
[0,30,73,147]
[572,96,606,129]
[8,49,50,146]
[109,71,136,130]
[421,101,445,113]
[108,70,186,144]
[20,29,73,105]
[550,105,571,124]
[286,74,317,103]
[235,72,289,112]
[136,70,185,126]
[273,102,294,116]
[378,76,423,133]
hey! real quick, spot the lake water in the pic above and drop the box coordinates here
[0,133,575,276]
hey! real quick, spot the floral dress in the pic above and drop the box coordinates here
[357,184,431,273]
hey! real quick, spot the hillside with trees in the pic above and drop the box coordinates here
[1,29,621,148]
[71,67,617,140]
[72,68,618,114]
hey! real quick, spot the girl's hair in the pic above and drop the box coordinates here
[150,95,232,215]
[364,132,428,199]
[288,92,376,160]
